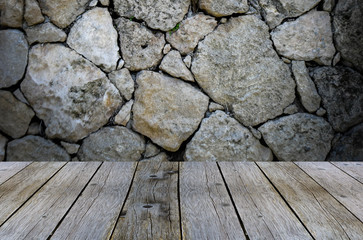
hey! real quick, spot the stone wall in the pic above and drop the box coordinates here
[0,0,362,162]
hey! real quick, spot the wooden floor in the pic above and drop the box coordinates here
[0,161,362,239]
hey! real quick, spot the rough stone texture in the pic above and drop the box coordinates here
[78,126,145,161]
[144,142,160,158]
[199,0,249,17]
[259,0,320,29]
[13,89,29,105]
[284,104,299,115]
[0,90,35,139]
[310,66,363,132]
[21,44,122,142]
[160,50,194,82]
[116,18,165,71]
[292,61,321,113]
[114,0,190,31]
[38,0,89,28]
[24,0,45,26]
[183,55,192,68]
[67,8,120,72]
[7,136,70,161]
[61,141,80,155]
[323,0,335,12]
[0,134,7,161]
[114,100,134,126]
[108,68,134,101]
[27,121,41,135]
[271,11,335,65]
[166,13,217,55]
[259,113,334,161]
[332,52,341,66]
[316,107,326,116]
[25,22,67,45]
[333,0,363,72]
[132,71,209,151]
[0,30,29,89]
[209,102,224,112]
[185,111,273,162]
[163,44,171,54]
[100,0,109,6]
[328,123,363,161]
[0,0,23,27]
[192,16,295,126]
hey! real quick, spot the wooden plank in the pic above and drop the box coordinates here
[258,162,363,240]
[179,162,246,240]
[0,162,101,239]
[220,162,311,240]
[0,162,65,226]
[51,162,137,240]
[331,162,363,184]
[0,162,31,185]
[111,160,179,240]
[296,162,363,222]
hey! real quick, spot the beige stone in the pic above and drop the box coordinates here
[199,0,249,17]
[0,0,23,27]
[24,0,45,26]
[108,68,134,101]
[160,50,194,82]
[25,22,67,45]
[114,100,134,126]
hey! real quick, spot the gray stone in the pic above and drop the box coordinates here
[323,0,335,12]
[199,0,249,17]
[116,18,165,71]
[183,55,192,68]
[271,10,335,65]
[332,52,341,66]
[89,0,97,7]
[117,59,125,70]
[0,0,23,27]
[100,0,109,6]
[0,90,35,139]
[0,30,29,89]
[114,0,189,31]
[39,0,89,28]
[114,100,134,126]
[60,141,80,155]
[310,66,363,132]
[259,113,334,161]
[328,123,363,161]
[259,0,320,28]
[333,0,363,72]
[21,44,122,142]
[108,68,134,101]
[166,13,217,55]
[0,134,7,161]
[209,102,224,112]
[283,104,299,115]
[7,136,70,161]
[13,89,29,105]
[163,44,171,54]
[24,0,45,26]
[316,107,326,117]
[185,111,273,162]
[292,61,321,113]
[192,16,295,126]
[67,8,120,72]
[160,50,194,82]
[144,142,160,158]
[249,126,262,140]
[25,22,67,45]
[27,121,41,135]
[78,126,145,161]
[133,71,209,152]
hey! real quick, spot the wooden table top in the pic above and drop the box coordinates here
[0,161,362,239]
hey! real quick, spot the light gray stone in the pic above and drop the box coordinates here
[99,0,109,6]
[0,134,7,161]
[292,61,321,113]
[25,22,67,45]
[21,44,122,142]
[0,90,35,139]
[163,44,171,54]
[78,126,145,161]
[0,0,23,27]
[209,102,224,112]
[192,16,295,126]
[117,59,125,70]
[114,0,189,31]
[283,104,299,115]
[259,0,320,28]
[323,0,335,12]
[333,0,363,72]
[166,13,217,55]
[67,8,120,72]
[144,142,160,158]
[116,18,165,71]
[38,0,89,28]
[310,66,363,132]
[199,0,249,17]
[60,141,80,155]
[133,71,209,152]
[259,113,334,161]
[249,126,262,140]
[0,30,29,89]
[89,0,97,7]
[24,0,44,26]
[185,111,273,162]
[7,136,70,161]
[115,100,134,126]
[271,10,335,65]
[108,68,134,101]
[160,50,194,82]
[13,89,29,105]
[183,55,192,68]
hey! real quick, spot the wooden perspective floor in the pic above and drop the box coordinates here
[0,161,362,240]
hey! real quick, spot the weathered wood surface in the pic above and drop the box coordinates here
[0,162,31,185]
[331,162,363,184]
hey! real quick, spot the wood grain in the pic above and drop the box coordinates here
[0,162,31,185]
[259,162,363,240]
[220,162,311,240]
[51,162,137,240]
[0,162,100,239]
[179,162,245,240]
[111,160,180,240]
[296,162,363,222]
[0,162,65,226]
[331,162,363,184]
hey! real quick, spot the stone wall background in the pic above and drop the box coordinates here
[0,0,362,162]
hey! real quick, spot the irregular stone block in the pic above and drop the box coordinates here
[199,0,249,17]
[25,22,67,45]
[160,50,194,82]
